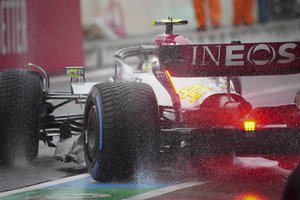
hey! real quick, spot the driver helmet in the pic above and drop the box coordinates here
[153,33,192,46]
[144,33,192,72]
[142,57,159,72]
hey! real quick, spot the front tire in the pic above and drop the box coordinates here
[0,69,43,164]
[84,82,160,182]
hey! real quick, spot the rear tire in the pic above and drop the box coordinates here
[0,69,43,164]
[84,82,160,182]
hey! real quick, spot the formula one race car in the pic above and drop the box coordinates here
[0,19,299,182]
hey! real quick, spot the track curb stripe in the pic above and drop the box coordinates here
[123,181,206,200]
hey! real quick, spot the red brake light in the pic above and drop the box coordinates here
[243,195,259,200]
[243,120,256,131]
[235,192,266,200]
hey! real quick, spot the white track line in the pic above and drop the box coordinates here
[0,174,90,197]
[124,181,206,200]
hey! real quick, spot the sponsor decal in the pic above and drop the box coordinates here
[189,42,298,67]
[159,42,300,76]
[179,84,211,103]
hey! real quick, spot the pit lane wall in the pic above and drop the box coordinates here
[85,19,300,68]
[0,0,84,73]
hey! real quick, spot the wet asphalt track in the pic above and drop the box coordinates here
[0,67,299,200]
[0,155,293,200]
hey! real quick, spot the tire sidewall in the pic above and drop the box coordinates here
[84,87,102,179]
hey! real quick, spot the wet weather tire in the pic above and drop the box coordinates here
[0,69,43,164]
[84,82,160,182]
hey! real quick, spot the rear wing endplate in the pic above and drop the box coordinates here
[158,42,300,77]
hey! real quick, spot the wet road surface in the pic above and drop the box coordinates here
[0,155,293,200]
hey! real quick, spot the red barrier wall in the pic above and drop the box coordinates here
[0,0,84,73]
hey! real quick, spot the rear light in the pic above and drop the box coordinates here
[235,192,266,200]
[243,120,256,131]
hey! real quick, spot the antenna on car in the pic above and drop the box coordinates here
[152,17,188,34]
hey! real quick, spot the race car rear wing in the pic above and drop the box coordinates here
[158,42,300,77]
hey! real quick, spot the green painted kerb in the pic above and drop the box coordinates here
[0,188,155,200]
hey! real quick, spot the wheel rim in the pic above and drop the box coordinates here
[86,105,99,164]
